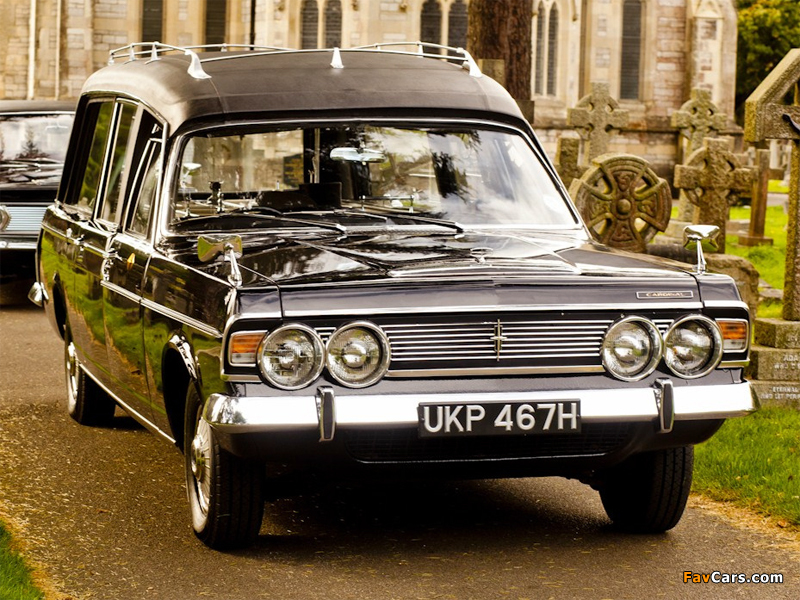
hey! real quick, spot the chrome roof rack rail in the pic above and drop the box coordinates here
[108,41,483,80]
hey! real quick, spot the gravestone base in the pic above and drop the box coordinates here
[749,381,800,410]
[745,318,800,410]
[738,234,774,247]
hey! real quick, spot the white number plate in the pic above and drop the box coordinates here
[417,401,581,437]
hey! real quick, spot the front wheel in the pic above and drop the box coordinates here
[64,328,116,426]
[598,446,693,533]
[184,384,265,549]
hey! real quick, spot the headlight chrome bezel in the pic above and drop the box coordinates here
[601,316,663,382]
[256,323,326,390]
[326,321,391,388]
[663,314,723,379]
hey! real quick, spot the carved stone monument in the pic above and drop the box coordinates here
[555,137,586,191]
[743,48,800,408]
[567,82,630,162]
[672,137,754,254]
[670,89,731,224]
[570,153,671,253]
[738,148,777,246]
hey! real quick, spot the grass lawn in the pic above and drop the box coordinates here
[694,407,800,529]
[0,521,44,600]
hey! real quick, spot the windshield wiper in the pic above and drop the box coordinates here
[175,209,348,235]
[384,212,466,235]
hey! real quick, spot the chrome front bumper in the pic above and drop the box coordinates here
[202,380,757,442]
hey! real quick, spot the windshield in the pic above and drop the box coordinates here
[0,113,74,183]
[170,124,578,231]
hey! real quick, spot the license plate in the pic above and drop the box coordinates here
[418,400,581,437]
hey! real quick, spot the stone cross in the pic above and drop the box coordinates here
[673,137,754,254]
[568,82,630,162]
[738,148,779,246]
[745,48,800,321]
[671,88,729,154]
[555,137,586,190]
[571,152,672,253]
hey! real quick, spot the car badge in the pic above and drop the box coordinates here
[636,291,694,299]
[490,319,508,360]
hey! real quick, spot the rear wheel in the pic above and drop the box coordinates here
[64,328,116,426]
[598,446,693,533]
[184,384,265,549]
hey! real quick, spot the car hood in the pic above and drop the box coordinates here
[229,230,704,315]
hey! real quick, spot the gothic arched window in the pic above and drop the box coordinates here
[534,2,545,95]
[447,0,468,49]
[301,0,319,50]
[420,0,442,47]
[620,0,643,100]
[547,4,559,96]
[325,0,342,48]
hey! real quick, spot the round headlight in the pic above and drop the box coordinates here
[601,317,662,381]
[257,324,325,390]
[326,321,390,388]
[664,315,723,379]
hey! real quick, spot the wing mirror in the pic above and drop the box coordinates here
[197,234,243,286]
[683,225,719,275]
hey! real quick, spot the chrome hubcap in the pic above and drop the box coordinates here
[190,417,212,515]
[66,340,78,412]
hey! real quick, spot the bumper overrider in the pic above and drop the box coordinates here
[202,379,757,455]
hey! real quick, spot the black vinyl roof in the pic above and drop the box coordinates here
[81,47,526,132]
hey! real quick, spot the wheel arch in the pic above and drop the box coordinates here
[161,332,200,451]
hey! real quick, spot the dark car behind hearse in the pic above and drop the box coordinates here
[30,43,756,549]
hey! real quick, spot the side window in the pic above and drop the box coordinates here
[126,116,164,237]
[99,102,138,225]
[72,101,115,213]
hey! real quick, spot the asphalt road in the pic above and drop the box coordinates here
[0,301,798,600]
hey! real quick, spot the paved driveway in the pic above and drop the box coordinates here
[0,303,798,600]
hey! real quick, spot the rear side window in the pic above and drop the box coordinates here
[71,101,115,214]
[98,102,138,225]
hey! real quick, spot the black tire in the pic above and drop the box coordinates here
[598,446,693,533]
[64,327,116,426]
[184,384,265,549]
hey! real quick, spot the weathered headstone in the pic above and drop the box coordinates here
[743,48,800,408]
[555,137,586,190]
[568,82,630,162]
[670,89,730,224]
[671,88,729,155]
[672,137,754,253]
[745,48,800,321]
[738,148,777,246]
[570,153,671,252]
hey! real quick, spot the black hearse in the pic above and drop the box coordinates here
[32,43,755,549]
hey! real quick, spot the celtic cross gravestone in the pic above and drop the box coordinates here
[567,82,630,162]
[673,137,753,254]
[570,153,671,253]
[555,137,586,190]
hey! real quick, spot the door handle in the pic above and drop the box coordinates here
[101,251,119,281]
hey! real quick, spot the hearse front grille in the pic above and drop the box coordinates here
[344,423,633,463]
[382,319,612,365]
[2,205,48,233]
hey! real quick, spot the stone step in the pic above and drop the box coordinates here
[749,380,800,410]
[754,318,800,349]
[745,345,800,381]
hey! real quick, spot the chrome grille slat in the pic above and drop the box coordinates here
[3,205,48,233]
